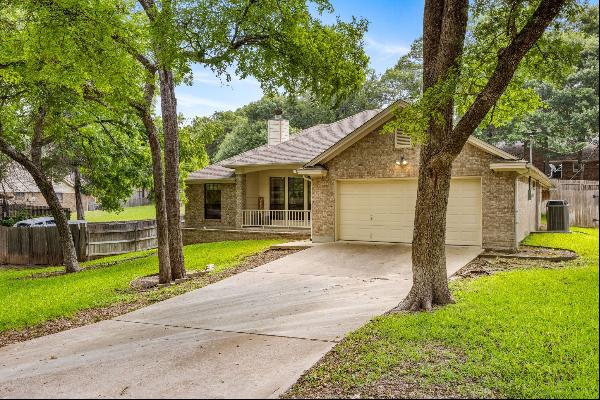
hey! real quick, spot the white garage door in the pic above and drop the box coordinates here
[337,178,482,246]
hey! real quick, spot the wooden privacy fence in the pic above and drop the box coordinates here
[0,223,87,266]
[87,220,157,258]
[546,179,599,228]
[0,219,157,266]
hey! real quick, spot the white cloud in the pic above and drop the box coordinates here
[189,65,260,87]
[365,36,409,57]
[175,93,231,110]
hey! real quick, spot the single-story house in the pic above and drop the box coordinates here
[185,102,553,251]
[0,163,92,213]
[499,142,599,181]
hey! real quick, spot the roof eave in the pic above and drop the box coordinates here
[294,167,328,177]
[185,177,236,184]
[490,161,554,188]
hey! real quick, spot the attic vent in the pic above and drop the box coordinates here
[395,132,412,149]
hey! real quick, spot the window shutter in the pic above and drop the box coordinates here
[395,132,412,149]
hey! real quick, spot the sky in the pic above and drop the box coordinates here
[176,0,424,120]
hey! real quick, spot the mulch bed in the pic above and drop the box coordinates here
[0,248,298,349]
[455,246,576,279]
[480,245,577,261]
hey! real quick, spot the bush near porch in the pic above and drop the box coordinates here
[284,227,599,399]
[0,239,282,333]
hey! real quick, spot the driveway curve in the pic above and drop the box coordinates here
[0,242,480,398]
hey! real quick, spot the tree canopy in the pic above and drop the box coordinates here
[478,3,599,158]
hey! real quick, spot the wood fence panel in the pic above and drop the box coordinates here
[547,179,599,228]
[87,220,157,258]
[0,220,157,266]
[45,226,62,266]
[30,227,49,265]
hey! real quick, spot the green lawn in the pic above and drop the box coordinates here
[286,227,599,399]
[0,240,281,332]
[80,204,157,222]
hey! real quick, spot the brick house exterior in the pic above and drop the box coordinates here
[500,143,599,181]
[185,102,552,250]
[1,163,92,214]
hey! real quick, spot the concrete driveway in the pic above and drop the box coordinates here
[0,242,480,399]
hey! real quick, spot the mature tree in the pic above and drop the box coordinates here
[385,0,575,311]
[377,38,423,104]
[0,0,146,273]
[123,0,369,280]
[478,3,599,168]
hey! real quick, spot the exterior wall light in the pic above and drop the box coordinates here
[396,156,408,166]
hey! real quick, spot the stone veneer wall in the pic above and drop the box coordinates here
[185,182,237,228]
[311,128,520,250]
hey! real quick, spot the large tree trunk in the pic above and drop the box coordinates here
[399,150,455,311]
[158,68,185,280]
[34,173,81,273]
[0,110,81,273]
[74,167,85,220]
[393,0,566,312]
[140,106,172,284]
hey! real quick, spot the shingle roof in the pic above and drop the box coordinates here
[187,109,381,181]
[0,163,74,193]
[187,164,236,180]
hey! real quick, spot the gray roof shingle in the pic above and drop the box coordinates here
[187,109,380,181]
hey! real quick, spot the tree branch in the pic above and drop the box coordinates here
[448,0,567,156]
[112,34,157,73]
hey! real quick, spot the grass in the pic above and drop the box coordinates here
[286,227,599,399]
[0,239,281,332]
[79,205,158,222]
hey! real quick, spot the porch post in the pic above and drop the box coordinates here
[235,173,246,228]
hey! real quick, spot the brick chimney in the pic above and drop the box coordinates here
[267,109,289,145]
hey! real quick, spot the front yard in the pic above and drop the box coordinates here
[285,227,599,399]
[0,240,283,340]
[80,204,158,222]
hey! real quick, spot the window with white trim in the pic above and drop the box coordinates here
[395,132,412,149]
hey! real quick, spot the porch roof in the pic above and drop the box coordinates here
[186,164,235,181]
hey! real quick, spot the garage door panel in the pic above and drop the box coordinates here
[338,179,481,246]
[446,214,479,225]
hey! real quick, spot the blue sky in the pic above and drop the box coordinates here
[176,0,424,119]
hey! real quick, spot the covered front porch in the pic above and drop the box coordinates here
[184,165,312,233]
[241,168,312,229]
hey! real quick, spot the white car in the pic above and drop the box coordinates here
[13,217,85,227]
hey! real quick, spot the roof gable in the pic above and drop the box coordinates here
[305,100,517,166]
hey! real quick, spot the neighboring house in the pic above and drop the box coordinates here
[499,143,599,181]
[0,163,91,213]
[185,102,553,251]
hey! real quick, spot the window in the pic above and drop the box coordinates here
[56,192,64,202]
[395,132,412,149]
[15,192,25,199]
[204,183,221,219]
[288,177,304,210]
[269,177,285,210]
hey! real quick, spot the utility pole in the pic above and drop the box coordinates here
[529,134,534,163]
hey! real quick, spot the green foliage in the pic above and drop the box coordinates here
[0,239,282,332]
[214,120,268,162]
[0,0,150,212]
[385,0,586,142]
[377,38,423,103]
[479,4,599,156]
[170,1,370,105]
[287,228,599,398]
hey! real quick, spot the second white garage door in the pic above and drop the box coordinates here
[337,178,482,246]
